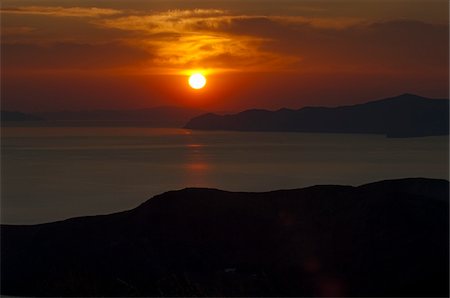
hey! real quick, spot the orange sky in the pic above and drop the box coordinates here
[1,0,449,112]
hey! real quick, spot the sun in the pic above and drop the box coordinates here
[188,73,206,89]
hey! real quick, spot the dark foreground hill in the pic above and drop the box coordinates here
[185,94,449,137]
[1,178,449,297]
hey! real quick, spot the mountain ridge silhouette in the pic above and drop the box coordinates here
[1,178,448,296]
[185,94,449,137]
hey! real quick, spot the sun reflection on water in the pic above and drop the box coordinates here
[183,138,212,187]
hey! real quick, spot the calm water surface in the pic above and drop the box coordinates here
[1,127,448,224]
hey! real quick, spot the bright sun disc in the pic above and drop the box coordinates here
[189,73,206,89]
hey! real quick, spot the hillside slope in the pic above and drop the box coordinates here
[1,178,448,296]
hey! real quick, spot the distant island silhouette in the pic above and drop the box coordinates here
[185,94,449,138]
[3,94,449,136]
[1,106,205,127]
[1,178,448,297]
[1,110,43,122]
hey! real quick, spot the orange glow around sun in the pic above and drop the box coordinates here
[189,73,207,89]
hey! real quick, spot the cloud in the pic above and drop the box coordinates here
[1,42,152,70]
[94,10,305,73]
[271,16,365,29]
[203,16,448,74]
[0,26,36,36]
[96,9,230,34]
[0,6,121,17]
[2,7,447,76]
[93,9,447,75]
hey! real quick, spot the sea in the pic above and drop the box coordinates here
[1,126,448,224]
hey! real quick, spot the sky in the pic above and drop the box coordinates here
[1,0,449,112]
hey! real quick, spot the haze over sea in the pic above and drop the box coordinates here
[1,126,448,224]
